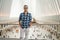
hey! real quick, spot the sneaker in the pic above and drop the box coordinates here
[20,37,24,40]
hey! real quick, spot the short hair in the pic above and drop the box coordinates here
[24,5,28,9]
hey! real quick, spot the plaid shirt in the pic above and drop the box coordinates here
[19,12,32,28]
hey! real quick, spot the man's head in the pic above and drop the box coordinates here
[24,5,28,12]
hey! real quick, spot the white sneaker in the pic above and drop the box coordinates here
[20,37,24,40]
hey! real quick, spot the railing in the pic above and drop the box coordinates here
[0,23,60,40]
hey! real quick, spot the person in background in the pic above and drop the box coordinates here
[19,5,32,40]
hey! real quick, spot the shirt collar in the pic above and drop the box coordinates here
[23,12,28,15]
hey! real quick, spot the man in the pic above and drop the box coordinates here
[19,5,32,40]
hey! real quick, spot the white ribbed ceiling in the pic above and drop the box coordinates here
[0,0,60,23]
[0,0,12,17]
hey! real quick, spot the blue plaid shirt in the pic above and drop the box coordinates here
[19,12,32,28]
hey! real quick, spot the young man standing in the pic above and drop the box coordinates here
[19,5,32,40]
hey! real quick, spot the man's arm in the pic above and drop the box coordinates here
[29,13,32,26]
[19,13,22,27]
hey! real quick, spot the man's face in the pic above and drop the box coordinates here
[24,5,28,12]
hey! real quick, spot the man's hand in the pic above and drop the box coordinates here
[19,22,21,28]
[29,22,32,27]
